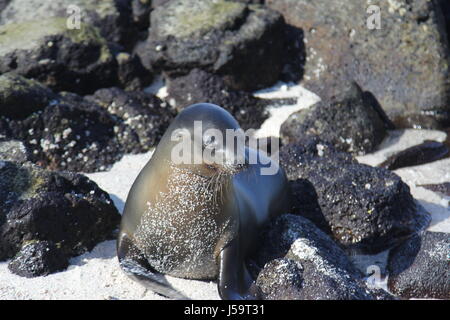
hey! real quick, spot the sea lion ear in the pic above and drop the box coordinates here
[217,238,261,300]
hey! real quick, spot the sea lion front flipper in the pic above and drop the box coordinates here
[217,239,261,300]
[117,233,189,300]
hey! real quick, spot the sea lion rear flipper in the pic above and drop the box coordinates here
[217,239,261,300]
[117,233,189,300]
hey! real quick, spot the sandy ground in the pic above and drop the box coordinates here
[0,82,448,300]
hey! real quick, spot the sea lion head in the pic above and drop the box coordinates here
[162,103,248,177]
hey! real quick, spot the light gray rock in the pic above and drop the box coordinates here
[267,0,450,129]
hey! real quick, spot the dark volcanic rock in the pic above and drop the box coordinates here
[86,87,176,153]
[281,82,390,155]
[280,138,431,253]
[279,24,305,83]
[131,0,152,31]
[387,231,449,299]
[0,160,121,264]
[236,0,265,4]
[254,214,394,300]
[254,214,361,275]
[0,0,137,49]
[286,178,329,234]
[115,52,153,91]
[0,73,58,120]
[380,140,449,170]
[140,0,286,91]
[167,69,269,130]
[0,18,117,95]
[0,76,173,172]
[255,258,305,300]
[8,240,69,277]
[439,0,450,44]
[5,92,124,173]
[256,258,394,300]
[267,0,450,129]
[0,140,29,163]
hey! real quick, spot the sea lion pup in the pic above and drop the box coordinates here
[117,103,290,300]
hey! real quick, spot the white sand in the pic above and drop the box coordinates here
[253,81,320,138]
[0,83,448,300]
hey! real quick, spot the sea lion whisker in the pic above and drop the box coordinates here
[215,171,227,206]
[204,174,214,197]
